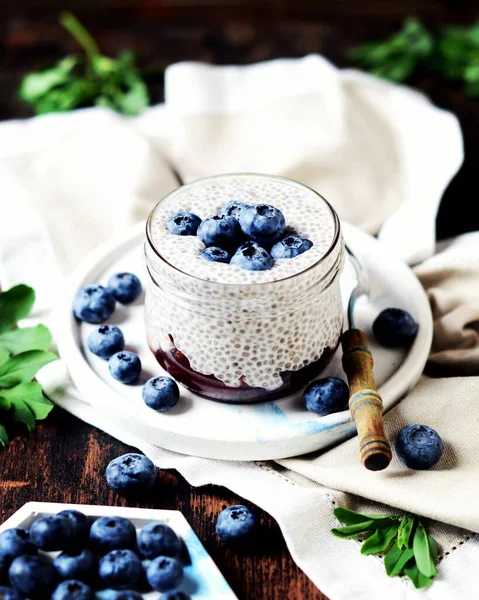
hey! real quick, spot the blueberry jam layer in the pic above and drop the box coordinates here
[153,339,338,404]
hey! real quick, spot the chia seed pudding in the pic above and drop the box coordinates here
[145,173,344,403]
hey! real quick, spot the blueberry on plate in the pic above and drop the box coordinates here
[57,510,91,543]
[142,377,180,412]
[108,352,142,384]
[30,515,74,551]
[239,204,285,244]
[54,549,96,582]
[216,505,256,543]
[137,522,181,559]
[98,549,142,590]
[161,592,190,600]
[200,246,231,264]
[271,235,313,259]
[107,273,142,305]
[73,285,116,324]
[303,377,349,416]
[373,308,419,348]
[166,213,201,236]
[146,556,184,592]
[88,325,125,360]
[0,528,35,562]
[95,590,143,600]
[218,200,250,220]
[0,586,24,600]
[89,517,136,555]
[197,216,242,249]
[230,241,273,271]
[8,555,57,598]
[51,580,93,600]
[395,424,443,470]
[106,453,157,495]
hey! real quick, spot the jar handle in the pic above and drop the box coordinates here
[341,328,392,471]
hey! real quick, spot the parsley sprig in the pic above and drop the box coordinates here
[19,12,149,116]
[0,284,57,447]
[332,507,439,588]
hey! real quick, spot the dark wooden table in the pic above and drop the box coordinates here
[1,2,479,599]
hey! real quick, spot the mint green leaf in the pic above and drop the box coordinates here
[32,77,97,115]
[0,346,10,367]
[0,285,35,334]
[398,514,416,549]
[19,57,79,104]
[404,563,434,588]
[332,520,376,538]
[0,350,57,387]
[334,507,394,525]
[428,533,439,563]
[0,382,54,424]
[0,424,9,448]
[0,394,10,410]
[361,524,398,555]
[413,524,438,578]
[60,12,100,65]
[384,543,414,577]
[0,325,52,354]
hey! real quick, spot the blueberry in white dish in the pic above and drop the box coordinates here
[271,235,313,259]
[108,352,142,384]
[88,326,125,359]
[239,204,285,244]
[146,556,184,592]
[395,424,443,470]
[0,586,24,600]
[57,509,91,544]
[73,285,116,324]
[230,241,273,271]
[216,505,256,543]
[107,273,142,305]
[29,515,74,551]
[51,580,94,600]
[54,549,96,582]
[303,377,349,416]
[137,522,181,559]
[373,308,419,348]
[200,246,231,264]
[142,377,180,412]
[166,213,201,236]
[218,200,250,220]
[95,591,143,600]
[197,215,242,249]
[98,550,142,590]
[89,517,136,554]
[106,453,157,494]
[8,555,57,598]
[0,528,35,563]
[161,592,190,600]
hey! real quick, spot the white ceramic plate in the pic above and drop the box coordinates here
[0,502,237,599]
[52,221,432,461]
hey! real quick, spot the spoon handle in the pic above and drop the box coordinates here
[341,328,392,471]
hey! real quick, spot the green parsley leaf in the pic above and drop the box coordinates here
[0,424,9,448]
[413,524,438,578]
[19,57,79,106]
[404,563,434,588]
[384,543,414,577]
[361,524,399,555]
[0,285,35,334]
[0,325,52,355]
[0,382,54,431]
[0,350,57,388]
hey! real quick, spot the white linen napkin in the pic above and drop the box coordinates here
[0,56,475,600]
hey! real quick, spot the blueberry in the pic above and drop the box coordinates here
[373,308,419,348]
[303,377,349,416]
[218,201,250,220]
[29,515,74,552]
[166,213,201,236]
[57,510,91,544]
[200,247,231,264]
[0,556,7,584]
[106,453,157,494]
[271,235,313,259]
[230,241,273,271]
[54,549,96,582]
[142,377,180,412]
[88,325,125,359]
[137,523,181,559]
[8,555,57,598]
[107,273,142,305]
[0,586,24,600]
[216,505,256,543]
[89,517,136,555]
[146,556,183,592]
[73,285,116,324]
[108,352,142,384]
[161,592,190,600]
[239,204,285,244]
[395,425,443,470]
[52,580,93,600]
[95,591,143,600]
[197,216,242,249]
[98,549,142,590]
[0,528,35,563]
